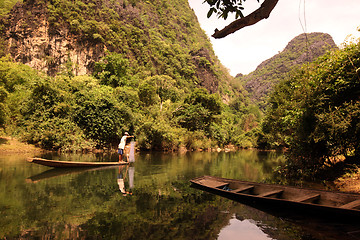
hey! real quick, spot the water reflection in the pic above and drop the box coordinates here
[2,150,359,239]
[218,215,272,240]
[221,199,360,240]
[26,165,119,183]
[117,165,134,196]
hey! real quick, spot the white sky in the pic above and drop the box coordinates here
[188,0,360,76]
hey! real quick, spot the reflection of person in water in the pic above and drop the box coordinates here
[128,166,134,191]
[117,165,133,196]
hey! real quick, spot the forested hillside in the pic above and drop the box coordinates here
[236,32,337,109]
[0,0,258,151]
[2,0,235,94]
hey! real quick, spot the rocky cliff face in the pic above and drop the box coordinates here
[5,1,106,76]
[1,0,233,98]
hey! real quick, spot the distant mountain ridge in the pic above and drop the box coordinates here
[236,32,338,109]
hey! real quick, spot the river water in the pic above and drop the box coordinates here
[1,150,360,239]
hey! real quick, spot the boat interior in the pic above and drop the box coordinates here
[196,177,360,211]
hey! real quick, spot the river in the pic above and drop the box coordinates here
[1,150,359,239]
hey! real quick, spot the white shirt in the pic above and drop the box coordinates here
[118,136,127,149]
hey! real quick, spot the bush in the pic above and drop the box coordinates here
[136,119,181,151]
[182,130,213,150]
[73,85,133,148]
[22,116,94,151]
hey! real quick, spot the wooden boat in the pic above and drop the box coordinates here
[190,176,360,217]
[27,157,129,168]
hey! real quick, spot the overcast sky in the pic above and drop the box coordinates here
[188,0,360,76]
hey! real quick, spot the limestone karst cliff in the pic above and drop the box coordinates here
[4,1,107,76]
[1,0,234,96]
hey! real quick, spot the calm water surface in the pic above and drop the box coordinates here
[1,150,360,239]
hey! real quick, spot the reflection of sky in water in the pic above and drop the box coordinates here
[218,214,272,240]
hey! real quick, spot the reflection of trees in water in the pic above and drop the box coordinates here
[13,169,233,239]
[16,187,360,240]
[3,151,286,239]
[78,187,233,240]
[4,151,358,239]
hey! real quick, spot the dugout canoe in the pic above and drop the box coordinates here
[27,157,129,168]
[190,176,360,217]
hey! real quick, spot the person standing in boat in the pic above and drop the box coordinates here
[118,132,133,162]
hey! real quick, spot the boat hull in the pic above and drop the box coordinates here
[27,157,129,168]
[190,176,360,218]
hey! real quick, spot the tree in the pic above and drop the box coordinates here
[174,88,222,132]
[289,41,360,174]
[261,40,360,177]
[204,0,279,38]
[152,75,178,111]
[73,85,132,148]
[94,52,129,88]
[138,79,159,107]
[138,75,180,110]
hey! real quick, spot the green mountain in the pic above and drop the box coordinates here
[1,0,238,95]
[236,32,337,109]
[0,0,256,151]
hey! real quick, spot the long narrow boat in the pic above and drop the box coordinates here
[27,157,129,168]
[190,176,360,217]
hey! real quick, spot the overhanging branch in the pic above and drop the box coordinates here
[212,0,279,39]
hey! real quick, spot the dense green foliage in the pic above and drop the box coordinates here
[0,0,261,151]
[0,54,259,151]
[260,39,360,178]
[2,0,357,182]
[45,0,232,91]
[0,0,18,16]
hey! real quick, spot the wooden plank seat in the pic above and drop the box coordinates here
[230,185,254,193]
[340,199,360,209]
[293,194,320,203]
[258,189,284,197]
[200,180,229,189]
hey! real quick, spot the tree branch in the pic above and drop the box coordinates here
[212,0,279,39]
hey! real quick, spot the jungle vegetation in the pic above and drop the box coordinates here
[0,54,261,151]
[0,0,258,152]
[259,38,360,178]
[0,0,359,179]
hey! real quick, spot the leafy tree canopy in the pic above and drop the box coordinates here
[261,39,360,178]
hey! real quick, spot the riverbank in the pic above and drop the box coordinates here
[1,135,359,194]
[0,136,43,154]
[334,168,360,193]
